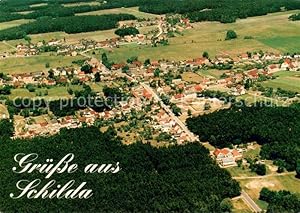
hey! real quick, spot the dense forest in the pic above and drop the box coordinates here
[259,188,300,212]
[0,14,136,41]
[1,0,300,24]
[186,103,300,171]
[0,125,240,212]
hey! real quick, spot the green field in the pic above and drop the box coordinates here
[76,7,159,19]
[0,55,86,74]
[258,36,300,53]
[87,10,300,62]
[9,85,83,100]
[261,71,300,92]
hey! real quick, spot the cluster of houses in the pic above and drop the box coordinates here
[152,108,194,144]
[3,49,300,143]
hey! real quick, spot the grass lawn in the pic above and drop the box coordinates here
[0,55,85,74]
[226,167,256,178]
[198,69,227,79]
[76,7,159,19]
[261,71,300,92]
[181,72,203,83]
[86,82,105,93]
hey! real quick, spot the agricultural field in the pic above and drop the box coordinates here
[0,55,86,74]
[76,6,159,19]
[0,19,33,31]
[261,71,300,92]
[89,10,300,62]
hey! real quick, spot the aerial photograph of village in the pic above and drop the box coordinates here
[0,0,299,212]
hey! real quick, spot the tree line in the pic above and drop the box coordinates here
[0,126,240,212]
[186,103,300,171]
[0,14,136,41]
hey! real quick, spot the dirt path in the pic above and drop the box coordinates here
[233,171,296,180]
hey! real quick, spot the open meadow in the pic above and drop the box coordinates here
[88,10,300,62]
[76,6,159,19]
[0,55,85,74]
[8,85,84,100]
[261,71,300,92]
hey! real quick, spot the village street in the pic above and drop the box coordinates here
[140,82,198,142]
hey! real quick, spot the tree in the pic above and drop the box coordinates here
[0,85,11,95]
[67,88,73,95]
[251,163,266,176]
[154,68,160,77]
[202,51,209,59]
[48,69,54,79]
[220,198,233,212]
[144,59,151,66]
[171,104,181,116]
[115,27,139,37]
[225,30,237,40]
[81,64,92,74]
[45,62,50,68]
[127,56,138,64]
[102,53,108,62]
[95,72,101,82]
[296,159,300,178]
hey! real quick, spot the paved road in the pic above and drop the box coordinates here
[141,82,198,141]
[241,190,262,213]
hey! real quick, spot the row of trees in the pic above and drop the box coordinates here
[0,126,240,212]
[0,14,136,41]
[289,13,300,21]
[186,103,300,171]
